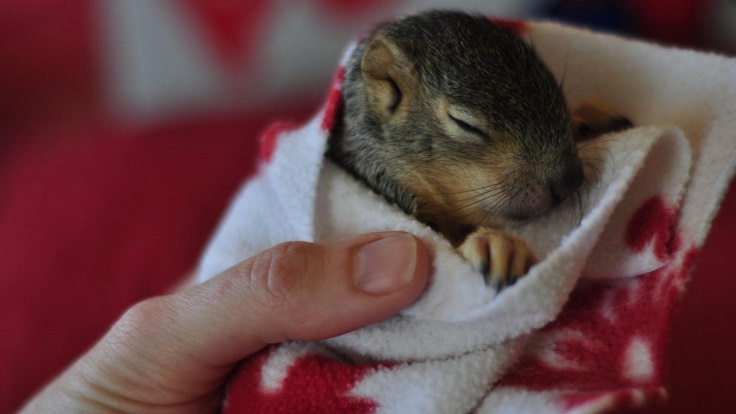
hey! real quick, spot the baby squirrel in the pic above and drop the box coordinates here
[327,10,631,291]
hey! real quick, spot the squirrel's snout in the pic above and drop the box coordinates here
[504,159,583,219]
[550,162,584,205]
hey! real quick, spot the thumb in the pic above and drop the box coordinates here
[185,231,430,363]
[20,232,430,413]
[115,231,430,372]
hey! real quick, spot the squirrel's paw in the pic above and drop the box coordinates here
[457,228,538,293]
[572,100,633,141]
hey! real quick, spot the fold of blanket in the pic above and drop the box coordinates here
[198,19,736,414]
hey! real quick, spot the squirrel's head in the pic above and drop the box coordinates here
[333,11,583,243]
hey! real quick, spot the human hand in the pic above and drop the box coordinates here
[21,232,430,413]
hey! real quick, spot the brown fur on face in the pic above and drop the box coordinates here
[399,97,577,243]
[404,152,522,244]
[327,10,585,246]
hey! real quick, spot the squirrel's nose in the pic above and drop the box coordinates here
[550,163,584,205]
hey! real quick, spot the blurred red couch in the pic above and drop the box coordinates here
[2,1,734,412]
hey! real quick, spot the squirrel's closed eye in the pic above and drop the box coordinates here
[449,114,490,141]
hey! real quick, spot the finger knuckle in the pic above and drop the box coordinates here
[242,242,315,309]
[113,297,174,346]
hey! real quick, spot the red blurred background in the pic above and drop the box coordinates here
[1,1,734,412]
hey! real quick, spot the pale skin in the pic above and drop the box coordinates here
[21,232,430,413]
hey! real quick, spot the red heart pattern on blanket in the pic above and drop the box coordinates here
[260,121,300,163]
[224,345,380,414]
[321,66,345,132]
[625,196,680,262]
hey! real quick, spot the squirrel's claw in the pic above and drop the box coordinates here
[457,228,537,292]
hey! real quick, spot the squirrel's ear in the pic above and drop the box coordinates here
[361,34,415,118]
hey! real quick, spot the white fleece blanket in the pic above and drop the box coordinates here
[197,19,736,414]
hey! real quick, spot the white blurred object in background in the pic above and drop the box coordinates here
[98,0,548,123]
